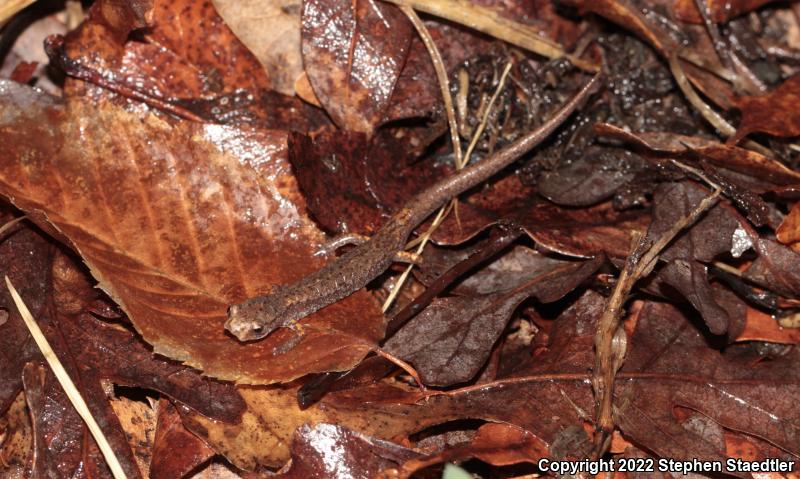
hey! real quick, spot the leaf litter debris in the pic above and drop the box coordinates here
[2,0,800,477]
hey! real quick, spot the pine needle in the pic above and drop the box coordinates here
[5,276,128,479]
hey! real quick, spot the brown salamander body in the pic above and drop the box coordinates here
[225,75,601,342]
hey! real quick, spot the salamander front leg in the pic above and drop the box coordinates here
[393,251,421,264]
[315,233,371,257]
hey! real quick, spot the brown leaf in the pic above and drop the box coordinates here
[288,128,445,234]
[211,0,303,96]
[49,0,272,113]
[384,255,602,386]
[0,80,384,383]
[329,292,800,467]
[732,75,800,144]
[23,362,139,478]
[397,422,549,478]
[178,386,429,470]
[645,181,750,334]
[0,226,54,414]
[109,397,157,477]
[736,306,800,344]
[277,423,420,479]
[595,123,800,187]
[616,301,800,466]
[746,238,800,298]
[301,0,413,133]
[151,399,214,479]
[431,175,649,259]
[777,203,800,245]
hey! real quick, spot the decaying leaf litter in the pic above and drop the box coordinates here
[2,0,800,477]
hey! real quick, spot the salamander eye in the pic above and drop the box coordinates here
[251,325,264,335]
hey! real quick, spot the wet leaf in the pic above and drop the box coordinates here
[595,123,800,187]
[277,423,420,479]
[288,128,445,234]
[645,181,750,334]
[431,175,649,258]
[150,399,214,479]
[301,0,413,133]
[732,75,800,144]
[49,0,273,115]
[746,238,800,298]
[777,202,800,245]
[0,80,384,383]
[211,0,303,96]
[384,255,602,386]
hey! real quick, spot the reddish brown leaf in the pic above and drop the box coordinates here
[150,399,214,479]
[23,362,140,478]
[210,0,303,96]
[288,128,445,234]
[732,75,800,144]
[777,202,800,245]
[49,0,274,118]
[645,181,750,335]
[746,238,800,298]
[301,0,413,133]
[277,423,420,479]
[431,175,649,258]
[0,81,383,383]
[736,307,800,344]
[0,226,54,414]
[397,422,550,478]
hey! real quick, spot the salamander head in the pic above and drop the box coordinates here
[225,297,284,342]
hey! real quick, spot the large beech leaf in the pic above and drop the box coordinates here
[301,0,413,133]
[0,80,384,383]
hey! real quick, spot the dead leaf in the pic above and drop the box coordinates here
[301,0,413,133]
[151,399,214,479]
[731,75,800,144]
[777,202,800,245]
[277,423,420,479]
[211,0,303,96]
[0,80,384,384]
[384,255,602,386]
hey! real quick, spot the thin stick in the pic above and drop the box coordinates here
[373,347,426,392]
[6,277,128,479]
[385,0,599,72]
[400,5,463,170]
[462,62,513,167]
[382,205,449,312]
[0,216,26,240]
[382,61,514,311]
[669,53,736,138]
[591,188,721,457]
[0,0,34,27]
